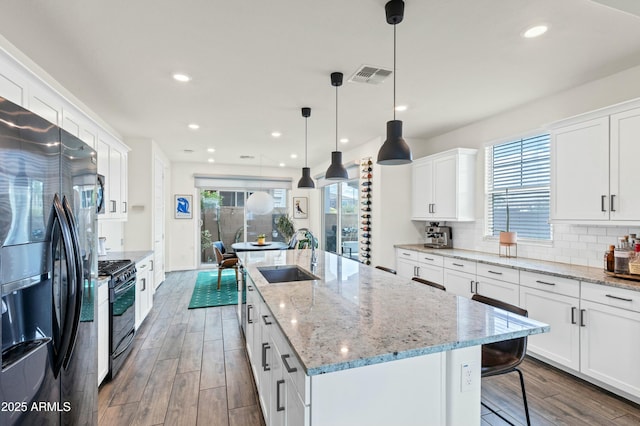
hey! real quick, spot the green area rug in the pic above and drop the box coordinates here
[188,269,240,309]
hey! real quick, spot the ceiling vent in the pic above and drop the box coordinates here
[240,155,255,159]
[348,65,392,85]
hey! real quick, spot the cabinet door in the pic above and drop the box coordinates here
[411,159,432,220]
[109,146,123,216]
[520,286,580,370]
[286,378,310,426]
[97,285,109,384]
[443,269,475,298]
[610,107,640,221]
[396,258,417,279]
[416,263,444,285]
[580,300,640,397]
[432,154,457,220]
[270,343,286,426]
[475,276,519,306]
[551,117,609,221]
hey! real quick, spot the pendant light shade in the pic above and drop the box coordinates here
[377,0,412,166]
[297,107,315,188]
[246,191,274,215]
[325,72,348,180]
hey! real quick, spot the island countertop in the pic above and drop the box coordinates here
[240,249,549,376]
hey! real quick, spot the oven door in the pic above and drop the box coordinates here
[109,275,135,378]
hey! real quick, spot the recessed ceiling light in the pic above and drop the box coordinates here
[207,148,215,153]
[172,73,191,82]
[208,158,215,163]
[188,123,200,130]
[290,154,298,159]
[522,24,548,39]
[394,105,408,112]
[271,131,281,138]
[340,138,349,144]
[279,162,286,167]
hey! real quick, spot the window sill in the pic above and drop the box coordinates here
[483,235,553,248]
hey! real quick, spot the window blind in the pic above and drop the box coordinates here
[485,134,551,240]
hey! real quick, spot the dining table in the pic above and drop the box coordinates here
[231,241,289,252]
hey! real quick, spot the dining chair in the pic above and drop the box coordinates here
[471,294,531,426]
[411,276,446,291]
[214,246,239,290]
[213,240,238,260]
[375,265,397,274]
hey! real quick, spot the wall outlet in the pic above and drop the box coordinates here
[460,362,474,392]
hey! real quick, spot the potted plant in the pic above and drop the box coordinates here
[499,189,517,245]
[257,233,266,245]
[276,215,295,242]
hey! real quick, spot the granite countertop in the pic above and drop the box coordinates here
[395,244,640,292]
[240,249,548,376]
[98,250,153,264]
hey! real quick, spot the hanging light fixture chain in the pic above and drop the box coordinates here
[305,115,308,167]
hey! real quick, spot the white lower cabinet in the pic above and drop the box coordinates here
[475,264,520,306]
[97,279,109,385]
[579,283,640,399]
[395,249,417,279]
[395,249,444,284]
[443,258,477,298]
[135,254,154,330]
[519,272,581,370]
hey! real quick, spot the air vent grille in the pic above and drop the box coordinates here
[349,65,392,85]
[240,155,255,159]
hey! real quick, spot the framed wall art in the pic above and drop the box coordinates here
[175,194,193,219]
[293,196,308,219]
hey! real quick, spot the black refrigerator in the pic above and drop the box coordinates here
[0,96,98,425]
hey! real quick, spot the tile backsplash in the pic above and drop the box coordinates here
[449,220,639,269]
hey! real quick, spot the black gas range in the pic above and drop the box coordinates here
[97,259,136,380]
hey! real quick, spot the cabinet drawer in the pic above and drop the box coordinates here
[271,324,309,405]
[582,282,640,313]
[476,263,519,283]
[520,271,579,298]
[396,249,417,261]
[444,257,476,274]
[417,252,444,267]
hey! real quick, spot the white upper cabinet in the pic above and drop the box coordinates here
[411,148,477,222]
[550,100,640,224]
[98,133,129,220]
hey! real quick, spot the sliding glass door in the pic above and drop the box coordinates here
[322,179,359,259]
[200,188,288,265]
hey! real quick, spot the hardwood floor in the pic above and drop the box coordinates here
[99,270,640,425]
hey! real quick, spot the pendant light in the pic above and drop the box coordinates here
[246,155,275,215]
[377,0,413,165]
[325,72,349,180]
[297,107,315,188]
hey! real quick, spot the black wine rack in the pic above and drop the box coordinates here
[360,157,373,265]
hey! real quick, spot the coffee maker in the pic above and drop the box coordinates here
[424,222,452,248]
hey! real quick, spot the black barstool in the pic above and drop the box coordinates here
[411,276,446,291]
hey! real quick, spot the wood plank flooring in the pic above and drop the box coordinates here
[99,270,640,425]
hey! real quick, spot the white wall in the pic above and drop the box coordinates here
[407,63,640,267]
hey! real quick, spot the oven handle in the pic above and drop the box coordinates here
[112,329,135,359]
[113,278,137,298]
[61,195,84,369]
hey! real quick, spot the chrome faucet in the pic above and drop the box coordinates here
[302,229,318,267]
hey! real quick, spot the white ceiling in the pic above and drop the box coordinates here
[1,0,640,169]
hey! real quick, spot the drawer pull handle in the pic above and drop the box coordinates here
[276,379,285,412]
[423,257,434,261]
[601,195,607,212]
[281,354,298,373]
[403,253,411,257]
[488,270,503,275]
[452,263,464,267]
[535,280,556,286]
[247,305,254,323]
[262,343,271,371]
[580,309,586,327]
[610,194,616,212]
[605,294,632,302]
[262,315,273,325]
[247,285,254,291]
[571,307,577,325]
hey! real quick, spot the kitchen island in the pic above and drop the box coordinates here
[240,249,548,426]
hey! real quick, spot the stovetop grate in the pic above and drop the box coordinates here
[98,259,133,276]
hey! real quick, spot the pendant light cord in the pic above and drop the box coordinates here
[393,23,397,121]
[335,84,339,151]
[304,116,308,167]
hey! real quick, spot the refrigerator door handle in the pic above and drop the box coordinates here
[61,195,84,369]
[50,194,78,377]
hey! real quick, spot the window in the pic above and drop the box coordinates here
[485,133,551,241]
[322,180,360,259]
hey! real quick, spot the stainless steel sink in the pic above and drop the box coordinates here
[258,265,319,283]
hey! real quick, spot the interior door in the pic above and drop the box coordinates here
[153,156,165,287]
